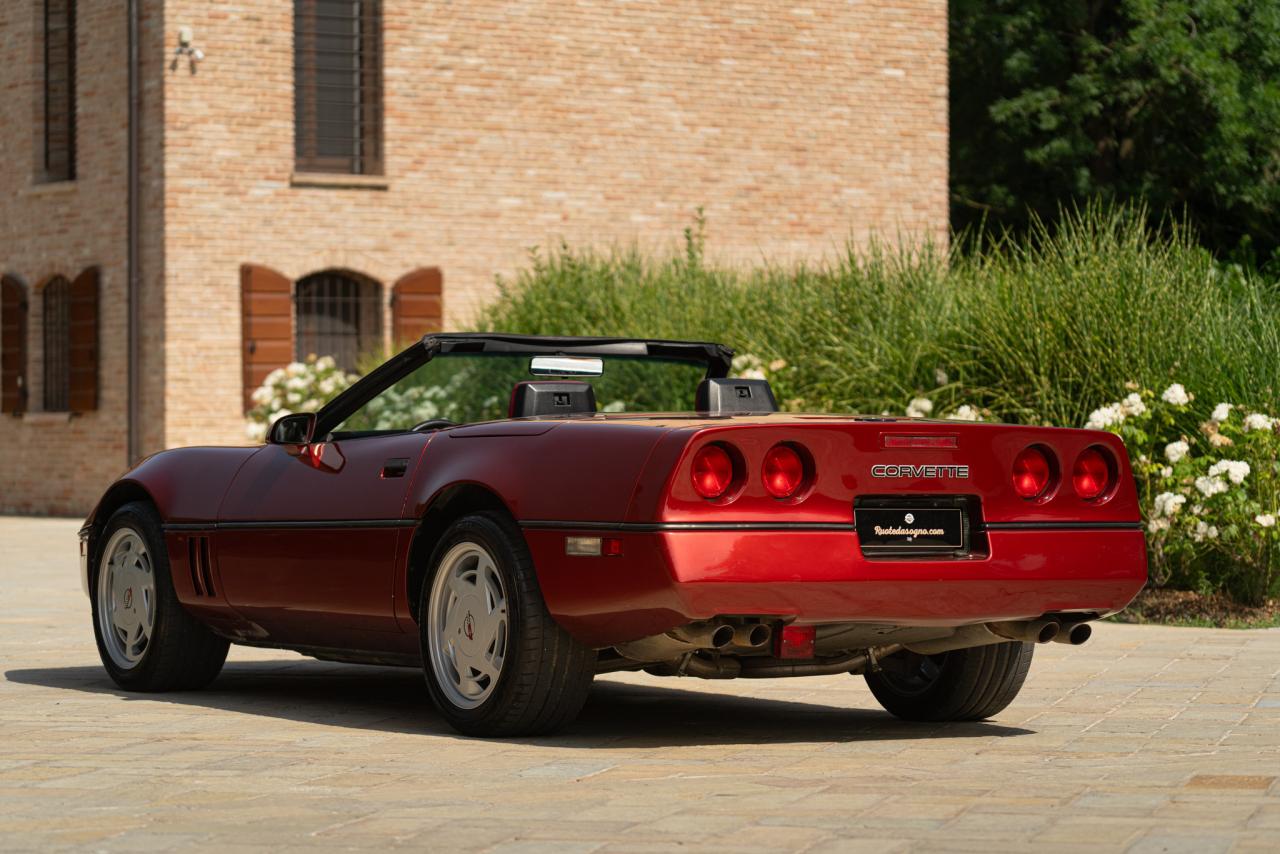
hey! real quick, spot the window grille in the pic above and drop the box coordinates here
[43,277,71,411]
[43,0,76,182]
[294,0,383,174]
[295,272,382,372]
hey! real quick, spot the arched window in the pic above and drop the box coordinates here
[42,276,71,411]
[295,270,382,372]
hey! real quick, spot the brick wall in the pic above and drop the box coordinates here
[2,0,947,514]
[0,0,166,515]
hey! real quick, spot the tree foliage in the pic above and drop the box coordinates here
[951,0,1280,260]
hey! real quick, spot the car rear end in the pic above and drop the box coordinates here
[529,417,1147,647]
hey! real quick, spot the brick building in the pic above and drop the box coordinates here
[1,0,947,515]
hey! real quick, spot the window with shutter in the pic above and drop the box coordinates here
[391,268,444,345]
[68,266,99,412]
[42,276,71,411]
[295,271,382,372]
[241,264,294,411]
[294,0,383,175]
[1,276,29,415]
[43,0,76,183]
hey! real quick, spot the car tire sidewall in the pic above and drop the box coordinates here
[90,503,178,689]
[418,515,526,730]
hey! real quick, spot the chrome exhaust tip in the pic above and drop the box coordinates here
[733,623,772,649]
[1053,622,1093,645]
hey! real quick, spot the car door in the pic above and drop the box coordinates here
[214,432,429,649]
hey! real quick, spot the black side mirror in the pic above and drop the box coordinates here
[269,412,317,445]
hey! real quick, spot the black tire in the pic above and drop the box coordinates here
[419,512,594,737]
[864,641,1034,722]
[90,501,229,691]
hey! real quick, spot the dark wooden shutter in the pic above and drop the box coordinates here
[241,263,294,411]
[67,266,98,412]
[391,268,443,345]
[1,277,28,414]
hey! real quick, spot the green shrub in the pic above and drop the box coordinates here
[1089,384,1279,605]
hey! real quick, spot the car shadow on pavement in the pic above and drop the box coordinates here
[6,659,1033,746]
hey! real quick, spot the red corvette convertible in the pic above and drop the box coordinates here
[81,334,1147,736]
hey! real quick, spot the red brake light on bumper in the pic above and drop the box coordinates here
[762,443,809,499]
[691,443,737,500]
[1073,447,1115,500]
[1012,446,1054,499]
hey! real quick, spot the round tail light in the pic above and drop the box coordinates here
[762,443,808,499]
[1073,447,1114,500]
[691,444,736,500]
[1012,446,1053,499]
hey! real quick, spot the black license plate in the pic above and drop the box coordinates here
[856,507,966,554]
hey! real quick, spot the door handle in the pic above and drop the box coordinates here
[381,457,409,479]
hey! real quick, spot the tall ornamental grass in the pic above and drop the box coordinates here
[482,206,1280,429]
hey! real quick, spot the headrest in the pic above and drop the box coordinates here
[509,381,597,418]
[695,378,778,415]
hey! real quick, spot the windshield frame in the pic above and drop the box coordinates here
[313,333,734,438]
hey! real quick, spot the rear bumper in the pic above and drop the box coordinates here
[526,526,1148,647]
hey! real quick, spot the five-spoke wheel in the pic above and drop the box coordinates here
[426,542,509,709]
[96,528,156,669]
[90,502,229,691]
[419,513,595,736]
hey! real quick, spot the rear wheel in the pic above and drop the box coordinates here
[91,502,229,691]
[864,642,1033,721]
[419,513,594,737]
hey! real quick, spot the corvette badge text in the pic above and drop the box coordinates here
[870,464,970,479]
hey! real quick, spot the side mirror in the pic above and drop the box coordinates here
[269,412,317,445]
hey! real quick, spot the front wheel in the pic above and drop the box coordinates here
[419,513,594,737]
[90,502,229,691]
[864,641,1034,722]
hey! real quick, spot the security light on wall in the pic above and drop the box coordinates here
[172,25,204,73]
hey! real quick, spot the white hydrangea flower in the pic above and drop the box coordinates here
[1147,518,1170,533]
[1160,466,1173,478]
[934,368,949,387]
[1085,403,1123,430]
[1243,413,1276,432]
[601,400,626,413]
[1152,492,1185,518]
[945,405,982,421]
[1195,476,1228,497]
[315,355,337,371]
[1208,459,1250,485]
[906,397,933,418]
[1161,383,1191,406]
[1120,393,1147,417]
[1256,514,1276,528]
[768,359,788,372]
[1210,403,1232,423]
[285,361,305,377]
[1163,441,1189,464]
[1192,521,1220,542]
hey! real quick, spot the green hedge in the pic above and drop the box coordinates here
[478,205,1280,603]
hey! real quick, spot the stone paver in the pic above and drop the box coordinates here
[2,516,1279,851]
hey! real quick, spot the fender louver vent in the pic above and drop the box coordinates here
[187,536,215,597]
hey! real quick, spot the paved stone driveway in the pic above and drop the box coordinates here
[1,517,1278,852]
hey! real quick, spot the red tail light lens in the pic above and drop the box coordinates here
[762,443,807,499]
[691,444,735,500]
[1012,446,1053,499]
[1073,447,1114,500]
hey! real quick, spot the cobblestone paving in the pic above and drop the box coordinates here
[2,517,1279,852]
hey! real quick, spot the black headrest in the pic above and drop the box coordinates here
[508,381,597,418]
[695,378,778,415]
